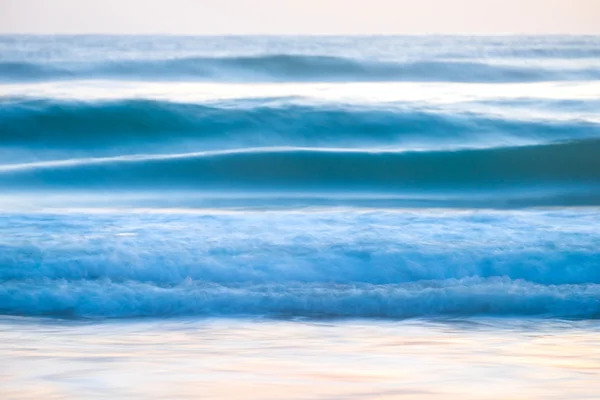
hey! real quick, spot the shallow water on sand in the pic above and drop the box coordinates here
[1,317,599,400]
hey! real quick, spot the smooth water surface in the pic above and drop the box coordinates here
[1,318,599,399]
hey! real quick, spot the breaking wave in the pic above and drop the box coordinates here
[2,278,599,319]
[0,209,599,319]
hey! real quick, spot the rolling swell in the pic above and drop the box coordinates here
[1,139,599,192]
[2,99,599,151]
[2,55,599,82]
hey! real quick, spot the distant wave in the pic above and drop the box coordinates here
[1,139,598,194]
[2,99,599,152]
[2,55,599,82]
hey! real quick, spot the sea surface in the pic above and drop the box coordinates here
[0,35,599,399]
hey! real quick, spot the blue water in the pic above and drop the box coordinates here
[1,36,599,398]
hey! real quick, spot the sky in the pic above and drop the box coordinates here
[1,0,599,34]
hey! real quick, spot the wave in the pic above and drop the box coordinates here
[1,139,599,194]
[2,235,599,286]
[1,279,598,319]
[2,98,599,152]
[1,209,599,319]
[2,55,599,83]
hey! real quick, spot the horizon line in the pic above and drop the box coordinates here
[2,32,600,36]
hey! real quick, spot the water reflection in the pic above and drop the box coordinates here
[1,318,599,399]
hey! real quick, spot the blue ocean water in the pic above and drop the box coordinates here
[1,36,600,398]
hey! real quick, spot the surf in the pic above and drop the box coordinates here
[1,209,599,319]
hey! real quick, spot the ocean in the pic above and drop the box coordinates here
[0,35,599,399]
